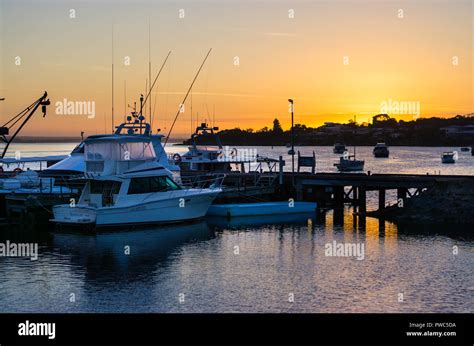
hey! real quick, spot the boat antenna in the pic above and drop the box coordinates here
[123,80,127,122]
[353,115,356,158]
[148,20,152,128]
[111,22,115,133]
[162,48,212,149]
[190,88,193,135]
[139,51,171,120]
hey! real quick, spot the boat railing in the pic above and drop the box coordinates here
[180,173,226,191]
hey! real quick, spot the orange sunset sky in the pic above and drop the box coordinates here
[0,0,472,138]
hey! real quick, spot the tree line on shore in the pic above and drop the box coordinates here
[184,115,474,146]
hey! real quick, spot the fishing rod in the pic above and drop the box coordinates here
[162,48,212,149]
[139,50,171,119]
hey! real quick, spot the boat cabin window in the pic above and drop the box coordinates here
[90,180,122,194]
[85,140,155,161]
[127,176,181,194]
[71,142,85,154]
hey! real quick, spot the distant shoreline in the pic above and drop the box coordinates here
[13,137,188,143]
[12,138,470,148]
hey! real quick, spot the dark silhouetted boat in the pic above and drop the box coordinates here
[334,145,364,172]
[441,151,456,164]
[373,143,389,158]
[333,143,346,154]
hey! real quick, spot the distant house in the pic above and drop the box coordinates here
[440,125,474,137]
[319,122,345,133]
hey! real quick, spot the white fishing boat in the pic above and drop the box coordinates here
[51,136,221,227]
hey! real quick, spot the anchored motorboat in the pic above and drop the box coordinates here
[334,156,365,172]
[51,135,221,227]
[334,145,365,172]
[373,143,389,158]
[333,143,346,154]
[441,151,456,164]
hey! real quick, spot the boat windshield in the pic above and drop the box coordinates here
[85,140,155,161]
[127,176,181,194]
[71,142,85,154]
[90,180,122,194]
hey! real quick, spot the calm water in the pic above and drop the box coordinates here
[0,144,472,313]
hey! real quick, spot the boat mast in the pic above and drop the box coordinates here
[111,23,115,134]
[353,115,356,159]
[123,80,126,123]
[162,48,212,149]
[148,20,152,129]
[139,51,171,120]
[190,88,193,135]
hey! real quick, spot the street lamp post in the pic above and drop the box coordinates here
[288,99,295,179]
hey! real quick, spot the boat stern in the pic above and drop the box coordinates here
[51,205,97,224]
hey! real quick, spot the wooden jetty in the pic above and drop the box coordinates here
[181,169,473,214]
[1,167,472,227]
[286,172,474,213]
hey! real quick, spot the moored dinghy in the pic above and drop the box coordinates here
[207,201,317,218]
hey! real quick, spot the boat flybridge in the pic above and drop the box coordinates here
[51,136,222,227]
[175,123,257,174]
[44,113,180,179]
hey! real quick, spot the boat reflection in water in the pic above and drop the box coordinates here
[52,221,215,282]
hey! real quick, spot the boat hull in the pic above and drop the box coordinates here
[334,160,365,172]
[51,189,220,227]
[441,158,455,164]
[373,150,389,158]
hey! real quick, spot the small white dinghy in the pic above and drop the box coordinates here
[207,201,317,218]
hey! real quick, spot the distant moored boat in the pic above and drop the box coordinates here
[334,142,364,172]
[441,152,456,164]
[373,143,390,158]
[334,156,365,171]
[333,143,346,154]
